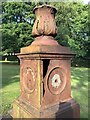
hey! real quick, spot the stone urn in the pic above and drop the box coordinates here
[32,4,57,37]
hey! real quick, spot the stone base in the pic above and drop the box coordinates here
[12,98,80,119]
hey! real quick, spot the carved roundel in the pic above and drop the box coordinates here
[23,67,35,94]
[47,67,66,95]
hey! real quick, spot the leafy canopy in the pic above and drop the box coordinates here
[0,2,89,58]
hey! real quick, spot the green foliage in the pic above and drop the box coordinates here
[1,2,89,58]
[1,2,35,54]
[51,2,89,57]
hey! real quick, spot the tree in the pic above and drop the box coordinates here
[0,1,89,59]
[1,2,35,55]
[51,2,89,58]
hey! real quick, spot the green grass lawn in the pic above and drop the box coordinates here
[0,63,20,115]
[0,63,88,118]
[71,67,88,118]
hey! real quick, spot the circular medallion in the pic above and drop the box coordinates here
[47,67,66,95]
[51,74,61,88]
[23,67,35,94]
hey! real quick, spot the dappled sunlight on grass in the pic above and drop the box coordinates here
[1,84,20,115]
[1,64,20,115]
[11,75,20,79]
[2,64,20,88]
[71,67,88,118]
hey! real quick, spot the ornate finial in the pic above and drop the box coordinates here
[32,4,57,37]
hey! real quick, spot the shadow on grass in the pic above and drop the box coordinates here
[71,67,88,118]
[71,67,88,89]
[1,63,20,88]
[0,63,20,115]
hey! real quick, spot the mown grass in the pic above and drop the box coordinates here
[71,67,88,118]
[0,63,88,118]
[0,63,20,115]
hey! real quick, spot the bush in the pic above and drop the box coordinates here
[0,55,19,61]
[71,57,89,68]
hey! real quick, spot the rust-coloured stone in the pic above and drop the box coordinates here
[17,52,72,109]
[31,36,59,45]
[12,4,80,118]
[32,4,57,37]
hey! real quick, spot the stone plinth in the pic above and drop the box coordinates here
[13,98,80,118]
[12,40,80,118]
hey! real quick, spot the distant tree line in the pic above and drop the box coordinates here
[0,2,89,66]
